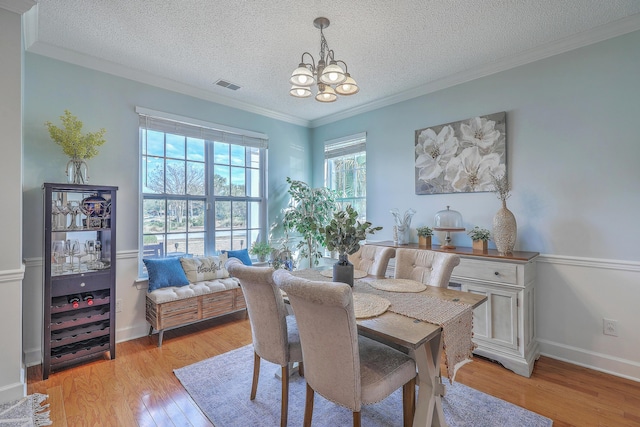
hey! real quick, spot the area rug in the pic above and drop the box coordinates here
[175,345,552,427]
[0,394,51,427]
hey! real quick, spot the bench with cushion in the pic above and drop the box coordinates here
[144,254,247,346]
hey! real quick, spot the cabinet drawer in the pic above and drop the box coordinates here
[51,272,111,297]
[454,258,517,285]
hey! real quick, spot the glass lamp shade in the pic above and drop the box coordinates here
[319,61,346,85]
[315,85,338,102]
[335,73,359,95]
[433,206,465,231]
[290,85,312,98]
[290,64,315,86]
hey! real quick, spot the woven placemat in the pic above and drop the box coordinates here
[319,269,368,279]
[369,278,427,293]
[353,293,390,319]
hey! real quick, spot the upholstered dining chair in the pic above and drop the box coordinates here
[273,269,417,427]
[394,247,460,287]
[225,258,303,427]
[348,244,396,277]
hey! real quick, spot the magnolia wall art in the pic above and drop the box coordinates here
[415,112,506,195]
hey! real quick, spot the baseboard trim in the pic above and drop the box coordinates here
[0,379,26,403]
[538,338,640,382]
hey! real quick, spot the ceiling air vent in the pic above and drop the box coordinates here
[215,79,241,91]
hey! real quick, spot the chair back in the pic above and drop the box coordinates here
[348,245,396,277]
[226,258,290,366]
[273,269,362,411]
[142,242,164,258]
[394,248,460,287]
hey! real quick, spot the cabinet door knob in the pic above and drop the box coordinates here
[494,271,499,276]
[80,282,86,287]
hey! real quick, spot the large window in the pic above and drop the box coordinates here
[324,133,367,219]
[138,108,268,263]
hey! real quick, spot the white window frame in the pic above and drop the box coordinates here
[137,107,268,274]
[324,132,367,219]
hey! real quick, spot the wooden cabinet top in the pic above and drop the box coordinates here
[369,240,539,262]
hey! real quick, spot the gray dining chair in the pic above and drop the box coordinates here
[348,244,396,277]
[394,247,460,287]
[273,269,416,427]
[225,258,303,427]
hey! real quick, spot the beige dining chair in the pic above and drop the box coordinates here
[348,244,396,277]
[225,258,303,427]
[394,247,460,287]
[273,269,416,427]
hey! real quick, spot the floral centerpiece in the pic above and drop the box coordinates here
[45,110,106,184]
[321,205,382,286]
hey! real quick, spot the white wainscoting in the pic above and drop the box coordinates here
[22,251,640,382]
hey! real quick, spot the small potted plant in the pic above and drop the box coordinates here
[468,226,491,252]
[321,205,382,286]
[416,226,433,247]
[249,241,273,263]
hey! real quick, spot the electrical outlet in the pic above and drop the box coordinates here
[116,299,123,313]
[603,318,618,336]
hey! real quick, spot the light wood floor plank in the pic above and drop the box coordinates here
[27,311,640,426]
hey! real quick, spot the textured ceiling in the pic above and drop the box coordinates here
[25,0,640,126]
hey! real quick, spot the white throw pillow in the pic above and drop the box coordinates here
[180,253,229,283]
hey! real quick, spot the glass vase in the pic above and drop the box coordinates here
[66,158,89,184]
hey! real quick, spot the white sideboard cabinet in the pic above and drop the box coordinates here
[373,241,540,377]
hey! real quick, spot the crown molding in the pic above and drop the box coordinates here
[23,9,640,129]
[0,0,35,14]
[309,13,640,128]
[24,39,311,128]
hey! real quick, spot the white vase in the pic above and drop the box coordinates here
[493,200,517,255]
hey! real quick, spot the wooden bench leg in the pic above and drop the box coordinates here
[148,325,153,336]
[158,330,164,347]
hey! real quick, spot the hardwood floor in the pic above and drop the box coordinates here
[28,312,640,426]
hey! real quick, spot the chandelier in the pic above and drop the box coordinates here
[289,17,359,103]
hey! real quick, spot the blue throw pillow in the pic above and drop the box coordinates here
[144,257,190,292]
[224,248,253,266]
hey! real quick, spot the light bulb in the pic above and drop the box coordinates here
[327,72,339,82]
[298,75,309,85]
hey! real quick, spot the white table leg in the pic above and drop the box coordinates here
[413,332,448,427]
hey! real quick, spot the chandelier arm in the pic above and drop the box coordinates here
[335,60,348,73]
[300,52,316,71]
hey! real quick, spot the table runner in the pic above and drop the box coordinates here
[292,269,475,381]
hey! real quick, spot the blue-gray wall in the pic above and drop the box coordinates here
[23,53,311,259]
[311,30,640,262]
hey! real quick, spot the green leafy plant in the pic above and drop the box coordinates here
[249,241,273,261]
[416,226,433,237]
[468,226,491,241]
[45,110,106,159]
[321,205,382,264]
[282,177,338,268]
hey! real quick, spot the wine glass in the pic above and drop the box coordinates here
[51,240,66,274]
[68,201,82,230]
[66,239,81,272]
[85,240,96,269]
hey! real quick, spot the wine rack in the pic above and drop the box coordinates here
[42,183,117,379]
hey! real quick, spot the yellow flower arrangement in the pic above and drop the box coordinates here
[45,110,106,159]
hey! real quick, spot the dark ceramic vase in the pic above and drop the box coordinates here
[333,254,354,287]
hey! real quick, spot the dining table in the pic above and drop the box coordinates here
[290,269,488,427]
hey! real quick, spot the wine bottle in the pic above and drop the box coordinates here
[83,293,94,306]
[68,295,81,309]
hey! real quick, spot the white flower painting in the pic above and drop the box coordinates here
[415,112,506,194]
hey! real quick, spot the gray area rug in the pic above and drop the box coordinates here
[175,345,552,426]
[0,394,51,427]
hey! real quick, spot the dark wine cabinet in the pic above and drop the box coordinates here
[42,183,117,379]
